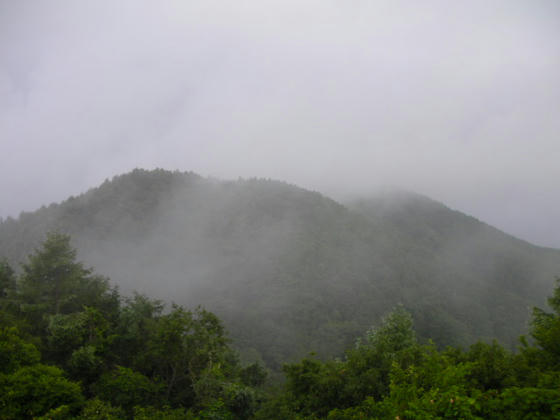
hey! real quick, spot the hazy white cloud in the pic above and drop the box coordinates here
[1,0,559,246]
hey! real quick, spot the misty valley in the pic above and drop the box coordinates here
[1,168,560,419]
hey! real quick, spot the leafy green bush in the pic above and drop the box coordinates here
[0,364,83,419]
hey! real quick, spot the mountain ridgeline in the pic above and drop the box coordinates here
[1,169,558,369]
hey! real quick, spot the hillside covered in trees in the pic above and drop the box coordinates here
[2,233,560,418]
[253,288,560,419]
[0,169,559,371]
[0,233,266,418]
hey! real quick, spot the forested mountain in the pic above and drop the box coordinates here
[0,233,266,418]
[1,169,559,370]
[2,233,560,418]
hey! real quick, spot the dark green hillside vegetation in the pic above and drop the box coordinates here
[255,285,560,419]
[0,233,265,419]
[1,169,559,371]
[349,192,560,347]
[2,233,560,418]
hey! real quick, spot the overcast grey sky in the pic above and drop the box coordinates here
[1,0,559,247]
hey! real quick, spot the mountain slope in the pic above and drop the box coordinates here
[1,169,558,369]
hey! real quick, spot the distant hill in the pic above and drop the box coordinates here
[1,169,559,369]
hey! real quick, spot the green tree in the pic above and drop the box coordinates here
[240,362,267,387]
[0,260,19,327]
[17,232,118,336]
[529,278,560,368]
[342,305,419,403]
[0,259,15,300]
[132,406,189,420]
[256,306,421,419]
[94,366,163,414]
[19,232,88,315]
[0,364,84,419]
[77,399,125,420]
[147,305,231,406]
[281,357,346,417]
[109,293,164,370]
[357,304,416,354]
[0,326,40,374]
[465,341,516,391]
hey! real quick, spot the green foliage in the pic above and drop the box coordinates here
[529,278,560,368]
[0,259,15,300]
[0,326,40,374]
[94,366,163,413]
[222,382,258,418]
[108,292,163,371]
[35,404,73,420]
[342,306,420,403]
[0,233,264,419]
[47,307,108,356]
[283,357,346,417]
[19,232,91,315]
[196,399,236,420]
[465,341,516,390]
[17,232,119,340]
[357,304,416,354]
[263,307,421,418]
[480,387,560,419]
[68,345,104,385]
[77,398,125,419]
[263,285,560,419]
[132,405,189,420]
[326,397,390,420]
[3,216,560,418]
[0,364,83,419]
[145,305,232,406]
[240,362,267,387]
[47,311,91,361]
[0,261,22,329]
[2,169,559,373]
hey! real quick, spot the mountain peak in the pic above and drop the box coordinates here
[1,170,559,367]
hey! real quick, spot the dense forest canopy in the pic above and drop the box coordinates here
[1,233,560,418]
[1,169,558,371]
[0,233,266,418]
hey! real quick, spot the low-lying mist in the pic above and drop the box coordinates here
[1,169,558,368]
